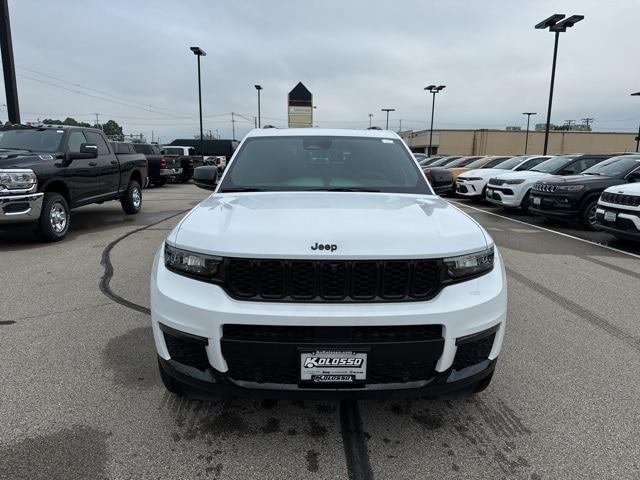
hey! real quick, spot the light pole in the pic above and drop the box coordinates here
[381,108,395,130]
[424,85,445,155]
[190,46,206,157]
[368,113,373,128]
[535,14,584,155]
[522,112,537,154]
[254,85,262,128]
[632,92,640,152]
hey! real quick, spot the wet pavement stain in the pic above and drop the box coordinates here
[0,425,109,480]
[260,417,281,434]
[102,326,157,389]
[0,320,16,325]
[305,449,320,472]
[306,417,328,437]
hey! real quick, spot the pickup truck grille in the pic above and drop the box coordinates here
[225,258,443,302]
[532,183,557,192]
[600,192,640,207]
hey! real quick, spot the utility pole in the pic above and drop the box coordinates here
[581,117,594,130]
[231,112,236,140]
[94,113,101,130]
[522,112,537,154]
[0,0,20,124]
[424,85,446,155]
[368,113,373,128]
[381,108,395,130]
[151,130,154,143]
[398,119,402,132]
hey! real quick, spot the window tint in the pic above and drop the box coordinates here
[582,155,640,177]
[132,143,154,155]
[481,157,510,168]
[220,136,431,194]
[516,157,550,171]
[67,131,87,153]
[0,129,64,153]
[84,131,110,155]
[558,158,598,175]
[188,148,196,156]
[494,156,526,170]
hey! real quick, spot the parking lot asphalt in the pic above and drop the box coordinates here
[1,185,639,480]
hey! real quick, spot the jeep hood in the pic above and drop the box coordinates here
[170,192,490,258]
[460,168,511,179]
[494,171,549,181]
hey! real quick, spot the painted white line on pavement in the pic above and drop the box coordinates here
[452,200,640,261]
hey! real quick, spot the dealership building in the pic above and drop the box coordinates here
[400,129,638,156]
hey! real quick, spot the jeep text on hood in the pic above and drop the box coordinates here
[151,129,507,399]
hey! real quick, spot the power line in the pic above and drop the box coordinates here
[16,65,191,118]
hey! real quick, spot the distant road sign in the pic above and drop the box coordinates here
[288,82,313,127]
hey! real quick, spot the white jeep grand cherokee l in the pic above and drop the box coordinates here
[151,129,507,399]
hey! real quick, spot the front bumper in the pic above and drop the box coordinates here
[595,204,640,240]
[455,179,487,197]
[485,185,527,207]
[150,248,507,397]
[0,193,44,223]
[528,192,581,220]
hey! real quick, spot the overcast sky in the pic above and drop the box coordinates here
[2,0,639,143]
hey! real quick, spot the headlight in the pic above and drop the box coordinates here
[0,169,37,190]
[504,179,525,185]
[164,243,223,282]
[556,185,584,192]
[443,246,494,280]
[462,177,482,181]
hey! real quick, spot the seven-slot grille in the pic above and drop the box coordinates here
[532,183,557,193]
[225,258,442,302]
[600,192,640,207]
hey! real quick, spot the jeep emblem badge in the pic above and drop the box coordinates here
[311,242,337,252]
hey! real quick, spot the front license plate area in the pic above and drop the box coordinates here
[604,210,617,222]
[299,350,367,387]
[532,196,541,206]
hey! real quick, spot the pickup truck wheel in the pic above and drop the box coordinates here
[580,199,600,230]
[158,359,184,396]
[121,180,142,214]
[37,192,70,242]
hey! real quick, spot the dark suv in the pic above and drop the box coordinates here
[529,154,639,229]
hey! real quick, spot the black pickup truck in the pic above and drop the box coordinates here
[131,143,180,187]
[160,145,202,183]
[0,124,147,241]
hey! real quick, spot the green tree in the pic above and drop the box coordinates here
[101,120,123,137]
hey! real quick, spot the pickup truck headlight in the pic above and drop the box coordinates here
[556,185,584,192]
[0,169,38,190]
[443,246,494,280]
[164,243,223,281]
[504,179,525,185]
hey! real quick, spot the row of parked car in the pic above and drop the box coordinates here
[116,143,227,188]
[414,152,640,242]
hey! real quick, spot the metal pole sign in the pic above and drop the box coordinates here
[288,82,313,128]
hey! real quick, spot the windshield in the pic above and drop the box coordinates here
[0,128,64,153]
[493,156,526,170]
[428,156,460,167]
[445,156,482,168]
[219,135,431,194]
[581,155,640,177]
[530,156,573,173]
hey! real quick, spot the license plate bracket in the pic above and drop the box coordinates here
[299,349,368,387]
[604,210,617,222]
[532,196,541,206]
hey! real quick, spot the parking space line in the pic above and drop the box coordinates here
[452,200,640,260]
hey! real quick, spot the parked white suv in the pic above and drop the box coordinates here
[456,155,551,201]
[596,183,640,241]
[151,129,507,399]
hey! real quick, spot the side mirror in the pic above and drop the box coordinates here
[68,143,98,161]
[193,166,218,191]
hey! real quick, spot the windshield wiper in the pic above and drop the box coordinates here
[219,187,270,193]
[307,187,381,192]
[0,147,32,152]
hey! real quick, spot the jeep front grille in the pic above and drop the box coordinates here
[224,258,443,302]
[600,192,640,207]
[532,183,557,193]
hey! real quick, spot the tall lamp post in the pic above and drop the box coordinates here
[424,85,445,155]
[535,14,584,155]
[190,46,206,157]
[632,92,640,152]
[368,113,373,128]
[522,112,537,154]
[381,108,395,130]
[254,85,263,128]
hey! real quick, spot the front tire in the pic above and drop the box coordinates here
[520,191,531,214]
[121,180,142,214]
[37,192,70,242]
[580,199,600,230]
